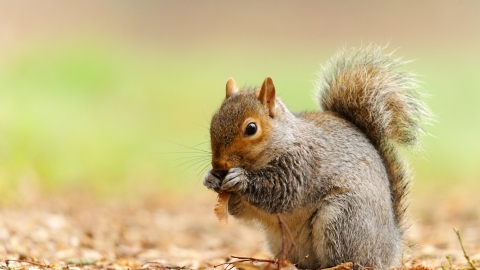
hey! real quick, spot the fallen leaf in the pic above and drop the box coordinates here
[214,192,231,225]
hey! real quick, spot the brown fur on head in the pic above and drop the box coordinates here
[210,77,277,172]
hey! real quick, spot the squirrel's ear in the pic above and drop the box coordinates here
[258,77,276,117]
[226,78,239,99]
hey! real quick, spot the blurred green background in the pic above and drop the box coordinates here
[0,1,479,202]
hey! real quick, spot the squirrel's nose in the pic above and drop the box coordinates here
[212,159,232,171]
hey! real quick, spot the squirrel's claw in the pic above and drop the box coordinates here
[203,169,223,192]
[221,167,247,192]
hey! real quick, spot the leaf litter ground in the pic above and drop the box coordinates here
[0,192,479,270]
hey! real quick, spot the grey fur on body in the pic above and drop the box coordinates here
[203,46,432,270]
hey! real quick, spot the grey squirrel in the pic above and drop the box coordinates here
[203,46,432,269]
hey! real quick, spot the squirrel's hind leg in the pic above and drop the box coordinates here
[311,197,399,270]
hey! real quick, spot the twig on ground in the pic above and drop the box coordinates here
[453,228,477,270]
[142,262,192,270]
[214,255,278,270]
[321,262,353,270]
[275,214,297,268]
[214,215,299,270]
[230,256,277,263]
[5,259,53,268]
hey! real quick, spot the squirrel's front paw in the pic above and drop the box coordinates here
[203,169,227,192]
[221,167,247,192]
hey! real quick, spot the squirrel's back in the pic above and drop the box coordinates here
[314,45,432,232]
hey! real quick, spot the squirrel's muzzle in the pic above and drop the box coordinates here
[212,158,234,171]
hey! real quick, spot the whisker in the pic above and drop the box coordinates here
[164,138,211,154]
[162,137,212,176]
[160,152,211,156]
[192,159,211,172]
[175,153,210,158]
[202,107,211,126]
[191,141,210,147]
[175,160,209,170]
[180,159,211,172]
[197,162,211,177]
[189,141,211,152]
[187,120,210,132]
[176,157,210,169]
[197,141,210,145]
[175,157,208,165]
[174,156,210,162]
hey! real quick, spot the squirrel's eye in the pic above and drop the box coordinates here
[245,122,257,136]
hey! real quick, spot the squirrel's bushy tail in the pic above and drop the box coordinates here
[316,45,432,231]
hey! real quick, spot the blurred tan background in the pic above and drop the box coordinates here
[0,1,479,211]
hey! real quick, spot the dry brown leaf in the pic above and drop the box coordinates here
[232,262,266,270]
[214,192,231,224]
[232,261,298,270]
